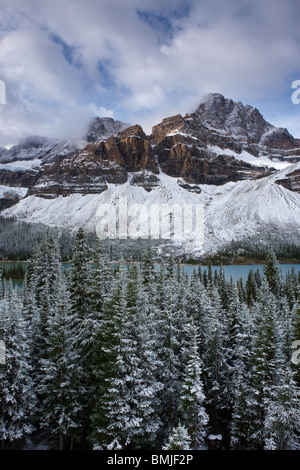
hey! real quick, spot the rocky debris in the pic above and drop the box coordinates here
[275,168,300,193]
[130,171,160,192]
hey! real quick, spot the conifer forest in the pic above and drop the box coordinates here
[0,228,300,451]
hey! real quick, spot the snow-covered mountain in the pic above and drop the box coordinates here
[1,93,300,256]
[3,162,300,256]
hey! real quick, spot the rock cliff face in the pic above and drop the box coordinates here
[0,94,299,210]
[149,93,299,186]
[276,168,300,192]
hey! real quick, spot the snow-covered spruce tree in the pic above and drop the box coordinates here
[247,279,282,449]
[263,248,283,296]
[214,265,231,311]
[278,294,295,364]
[228,285,254,449]
[114,265,162,448]
[141,242,156,288]
[265,278,300,450]
[245,269,259,306]
[162,423,192,450]
[201,285,230,441]
[284,267,298,310]
[38,271,82,450]
[292,299,300,389]
[264,364,300,450]
[25,234,62,395]
[89,237,113,317]
[153,263,192,443]
[0,282,36,449]
[67,227,95,445]
[90,266,125,449]
[178,324,208,450]
[91,265,162,449]
[184,272,210,360]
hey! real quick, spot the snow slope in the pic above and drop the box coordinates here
[0,159,42,172]
[207,145,293,170]
[200,163,300,253]
[3,163,300,255]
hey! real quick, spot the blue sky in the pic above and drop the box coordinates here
[0,0,300,147]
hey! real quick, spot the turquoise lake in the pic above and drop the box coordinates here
[1,262,299,287]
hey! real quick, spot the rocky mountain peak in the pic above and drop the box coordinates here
[85,116,129,143]
[151,115,187,144]
[194,93,272,143]
[117,124,147,141]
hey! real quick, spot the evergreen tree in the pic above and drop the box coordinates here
[263,248,282,296]
[247,279,281,448]
[90,268,125,449]
[154,265,189,440]
[67,228,95,444]
[179,325,208,449]
[228,287,253,449]
[162,423,192,450]
[38,273,81,449]
[25,233,62,403]
[91,266,162,449]
[264,365,300,450]
[245,269,258,306]
[0,283,36,449]
[202,286,230,439]
[292,300,300,388]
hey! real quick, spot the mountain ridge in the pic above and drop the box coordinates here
[0,93,299,256]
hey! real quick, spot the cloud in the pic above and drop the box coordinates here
[0,0,300,146]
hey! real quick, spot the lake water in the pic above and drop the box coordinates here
[1,261,300,287]
[183,264,300,281]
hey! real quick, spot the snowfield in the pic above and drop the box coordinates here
[2,162,300,256]
[0,185,28,199]
[0,159,42,172]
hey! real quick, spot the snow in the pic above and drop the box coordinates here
[208,434,222,440]
[0,159,42,172]
[0,185,28,198]
[2,162,300,256]
[208,145,292,170]
[166,130,199,140]
[198,162,300,251]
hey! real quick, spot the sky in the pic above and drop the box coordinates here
[0,0,300,148]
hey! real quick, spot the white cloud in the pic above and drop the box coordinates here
[88,103,115,119]
[0,0,300,146]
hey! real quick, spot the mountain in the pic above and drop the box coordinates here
[1,94,300,256]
